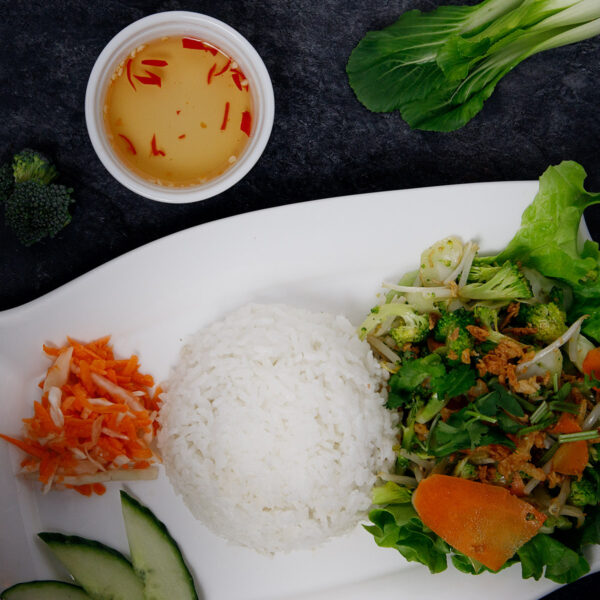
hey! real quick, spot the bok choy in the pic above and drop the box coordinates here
[346,0,600,131]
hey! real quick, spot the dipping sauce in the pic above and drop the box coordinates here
[104,36,253,187]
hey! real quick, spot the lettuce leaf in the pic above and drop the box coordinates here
[365,505,449,573]
[517,534,590,584]
[483,161,600,342]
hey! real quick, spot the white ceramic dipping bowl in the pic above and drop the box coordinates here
[85,11,274,203]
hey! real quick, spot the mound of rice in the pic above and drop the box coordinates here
[158,303,396,554]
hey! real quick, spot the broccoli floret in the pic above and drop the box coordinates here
[446,328,474,363]
[12,149,57,185]
[518,302,567,345]
[434,308,475,341]
[472,305,511,345]
[0,162,13,202]
[360,302,429,344]
[461,261,532,302]
[5,181,74,246]
[457,462,477,479]
[569,479,598,507]
[473,305,499,331]
[390,308,430,345]
[433,308,475,363]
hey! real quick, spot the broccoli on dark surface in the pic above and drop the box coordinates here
[1,149,74,246]
[461,261,532,302]
[518,302,568,345]
[0,162,13,202]
[5,181,74,246]
[12,149,57,185]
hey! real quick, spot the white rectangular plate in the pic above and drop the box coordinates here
[1,182,597,599]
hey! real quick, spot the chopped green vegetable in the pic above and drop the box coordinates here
[347,0,600,131]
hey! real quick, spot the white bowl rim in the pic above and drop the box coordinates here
[85,10,275,204]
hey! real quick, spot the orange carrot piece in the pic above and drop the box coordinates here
[122,355,138,376]
[72,484,93,496]
[93,483,106,495]
[583,347,600,379]
[552,442,589,476]
[43,345,61,357]
[79,360,95,395]
[33,401,59,433]
[549,412,581,435]
[0,433,48,460]
[412,474,546,571]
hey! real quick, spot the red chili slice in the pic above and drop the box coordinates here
[207,63,217,84]
[231,72,242,91]
[150,134,166,156]
[178,134,186,139]
[240,111,252,136]
[214,59,231,77]
[141,59,168,66]
[220,102,230,131]
[181,37,218,55]
[134,70,162,87]
[118,134,137,155]
[126,59,136,91]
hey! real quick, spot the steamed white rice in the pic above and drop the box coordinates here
[158,303,396,554]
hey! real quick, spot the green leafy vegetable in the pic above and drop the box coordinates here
[517,534,590,583]
[347,0,600,131]
[484,161,600,341]
[372,481,413,505]
[366,505,449,573]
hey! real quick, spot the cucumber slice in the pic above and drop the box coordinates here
[1,581,91,600]
[38,533,144,600]
[120,491,198,600]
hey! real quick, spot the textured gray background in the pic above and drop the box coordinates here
[0,0,599,596]
[1,0,600,310]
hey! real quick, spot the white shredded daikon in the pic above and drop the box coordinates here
[43,347,73,392]
[47,386,64,428]
[381,282,454,298]
[101,427,129,440]
[90,372,145,412]
[367,334,401,363]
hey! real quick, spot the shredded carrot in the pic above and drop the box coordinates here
[0,336,161,496]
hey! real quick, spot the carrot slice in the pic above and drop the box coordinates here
[583,347,600,379]
[412,474,546,571]
[548,412,581,435]
[552,441,589,476]
[548,412,589,475]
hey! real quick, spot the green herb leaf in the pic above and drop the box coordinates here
[517,534,590,584]
[366,508,449,574]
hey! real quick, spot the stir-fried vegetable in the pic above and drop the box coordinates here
[362,161,600,583]
[0,336,161,496]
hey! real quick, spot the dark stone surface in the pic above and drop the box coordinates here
[1,0,600,311]
[0,0,598,595]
